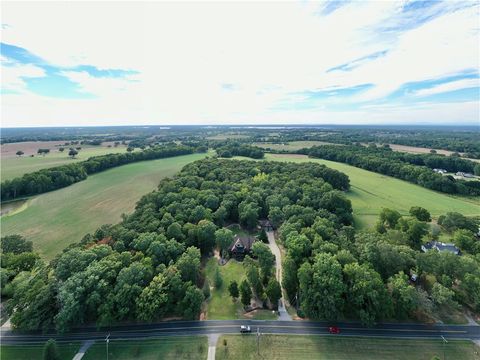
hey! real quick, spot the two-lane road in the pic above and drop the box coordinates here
[2,320,479,345]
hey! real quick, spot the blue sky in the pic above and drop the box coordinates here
[1,1,479,126]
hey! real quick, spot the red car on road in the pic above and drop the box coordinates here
[328,326,340,334]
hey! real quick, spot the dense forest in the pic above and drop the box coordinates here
[1,144,200,201]
[1,159,349,331]
[305,145,480,196]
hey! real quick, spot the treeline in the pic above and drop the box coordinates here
[2,159,351,331]
[304,145,480,196]
[214,142,264,159]
[262,128,480,157]
[1,144,199,201]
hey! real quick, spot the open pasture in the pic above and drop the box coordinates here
[1,153,207,259]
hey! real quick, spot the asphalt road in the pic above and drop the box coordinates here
[1,320,479,345]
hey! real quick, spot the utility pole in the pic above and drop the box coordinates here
[106,333,110,360]
[441,335,448,360]
[257,327,260,355]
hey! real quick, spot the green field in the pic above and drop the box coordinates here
[1,153,207,259]
[253,141,336,151]
[216,335,479,360]
[1,145,129,180]
[264,154,480,229]
[0,342,80,360]
[83,337,207,360]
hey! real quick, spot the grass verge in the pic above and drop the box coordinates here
[0,342,80,360]
[83,336,207,360]
[216,334,479,360]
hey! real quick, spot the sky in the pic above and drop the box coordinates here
[1,0,479,127]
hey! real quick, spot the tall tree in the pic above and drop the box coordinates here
[265,278,282,307]
[43,339,60,360]
[239,279,252,307]
[228,281,239,300]
[252,242,275,281]
[298,253,345,320]
[215,228,234,258]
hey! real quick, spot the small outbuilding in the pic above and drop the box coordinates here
[258,219,274,232]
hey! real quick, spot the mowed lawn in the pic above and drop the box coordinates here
[265,154,480,229]
[205,258,246,320]
[83,337,207,360]
[216,335,479,360]
[1,153,207,259]
[0,342,80,360]
[205,257,278,320]
[1,145,129,180]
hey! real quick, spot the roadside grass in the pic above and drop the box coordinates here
[244,309,278,320]
[0,153,208,259]
[0,342,80,360]
[216,335,479,360]
[264,154,480,230]
[253,141,336,151]
[83,336,207,360]
[1,145,129,180]
[205,258,246,320]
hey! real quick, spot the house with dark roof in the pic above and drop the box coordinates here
[421,241,460,255]
[229,234,256,260]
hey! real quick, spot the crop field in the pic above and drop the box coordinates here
[0,153,207,259]
[1,142,129,180]
[264,154,480,229]
[216,335,479,360]
[253,141,337,151]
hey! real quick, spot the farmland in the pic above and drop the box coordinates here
[0,153,207,259]
[216,335,479,360]
[1,142,129,180]
[264,154,480,229]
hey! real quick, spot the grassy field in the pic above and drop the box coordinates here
[83,337,207,360]
[0,342,80,360]
[253,141,336,151]
[1,153,207,259]
[1,144,129,180]
[216,335,480,360]
[205,258,246,320]
[264,154,480,229]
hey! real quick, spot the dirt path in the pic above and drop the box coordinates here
[267,231,292,321]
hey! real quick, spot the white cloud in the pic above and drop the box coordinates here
[1,1,479,126]
[1,61,45,93]
[412,78,479,97]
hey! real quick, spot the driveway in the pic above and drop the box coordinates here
[267,230,292,321]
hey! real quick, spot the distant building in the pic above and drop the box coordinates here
[456,172,465,177]
[421,241,460,255]
[229,234,256,260]
[433,168,447,174]
[463,173,475,178]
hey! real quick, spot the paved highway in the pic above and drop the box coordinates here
[1,320,479,345]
